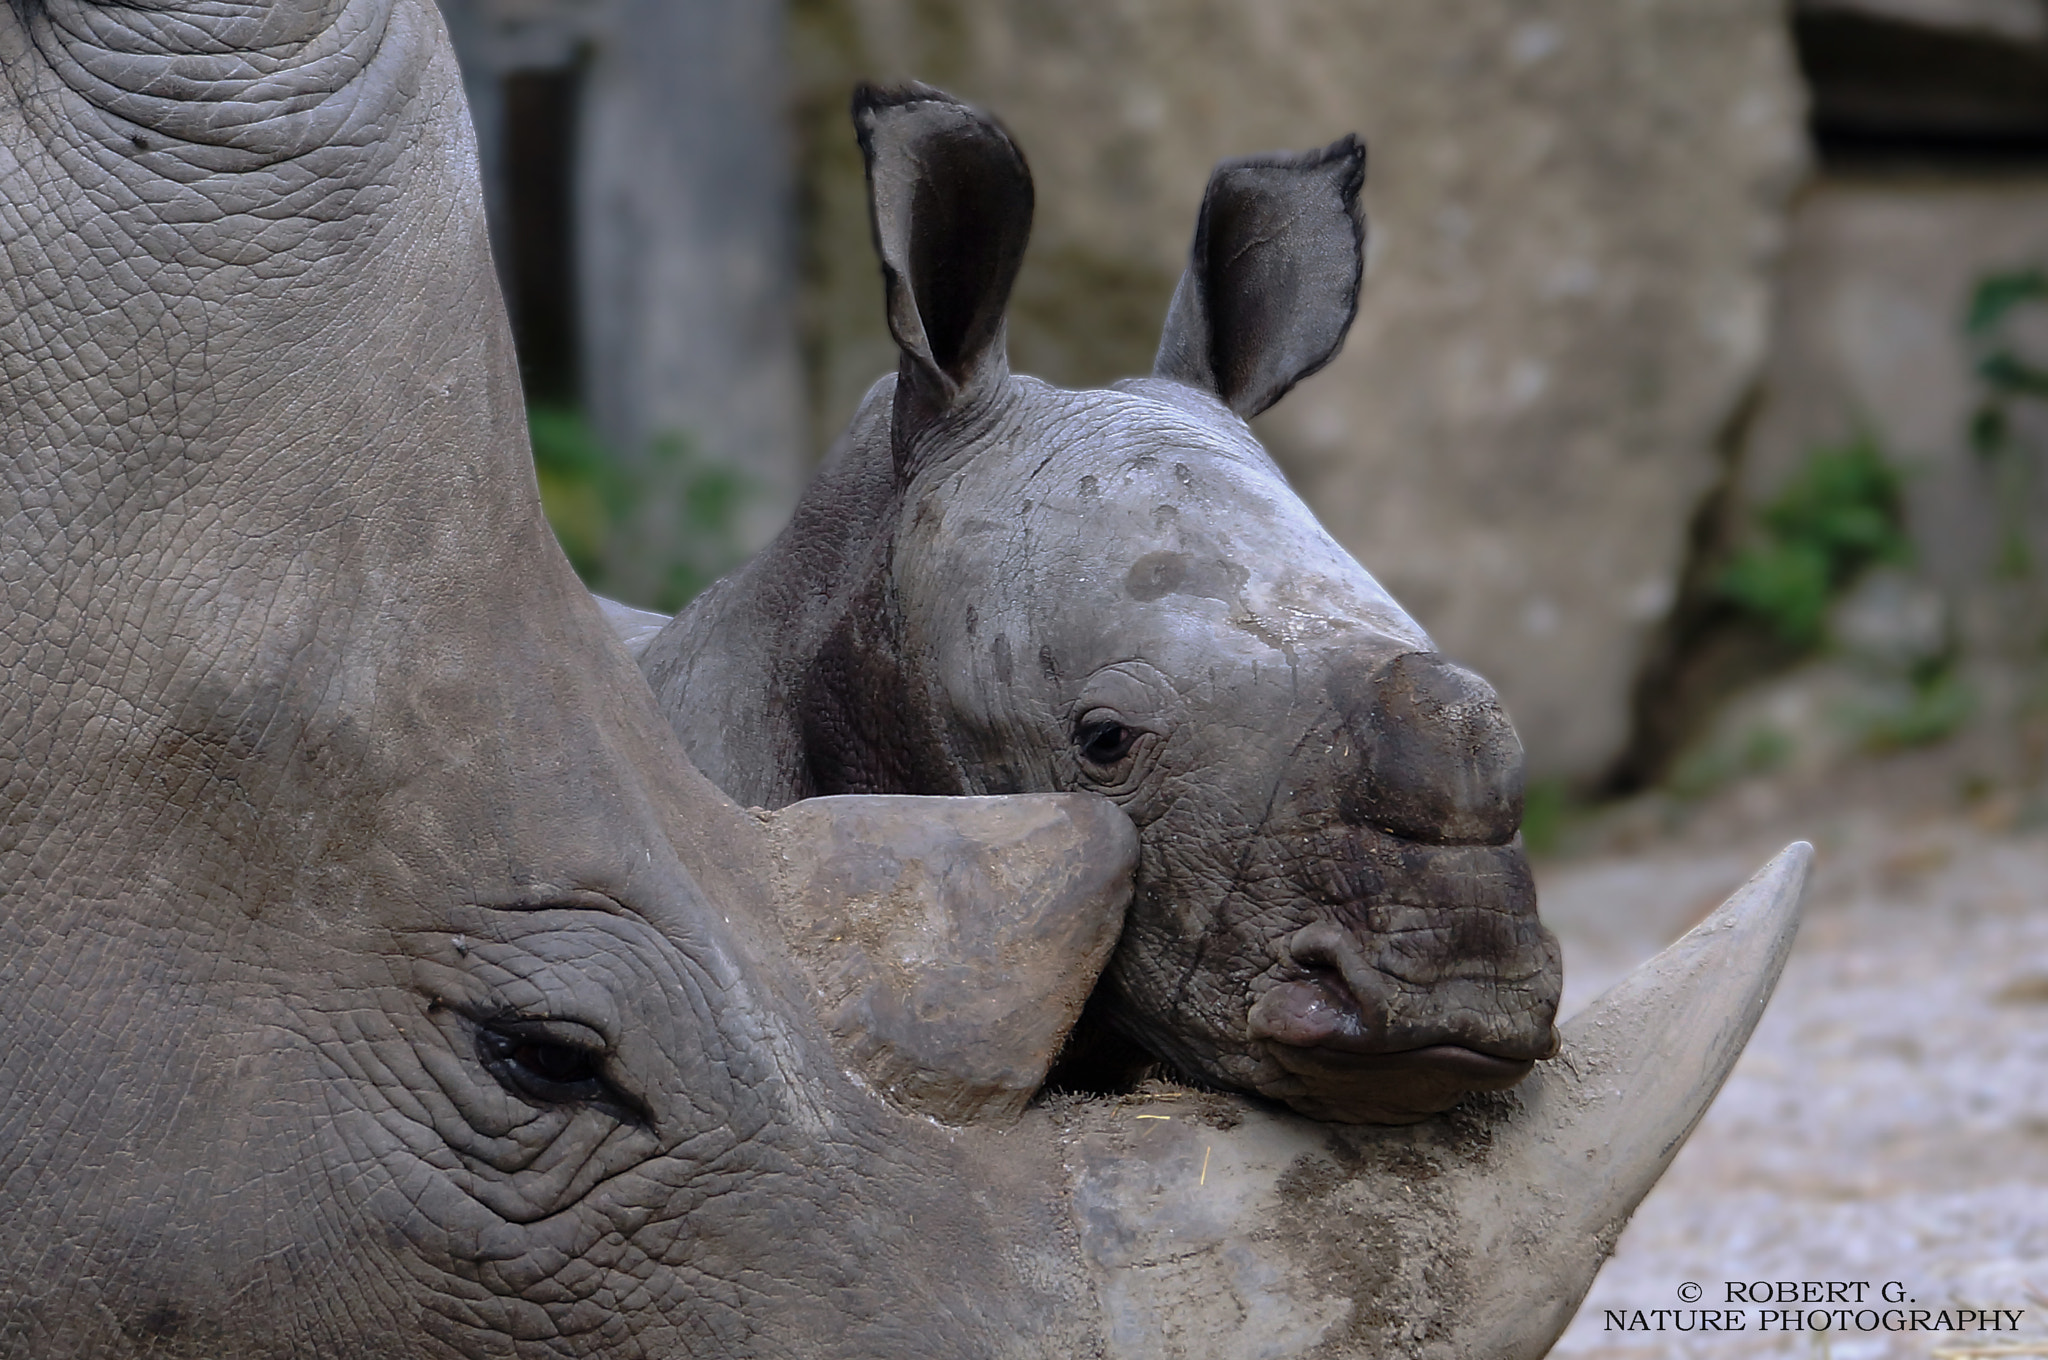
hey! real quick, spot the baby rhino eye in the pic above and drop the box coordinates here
[1076,718,1137,766]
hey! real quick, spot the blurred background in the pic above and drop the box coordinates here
[434,0,2048,824]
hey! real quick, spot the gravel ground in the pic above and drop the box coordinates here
[1541,804,2048,1360]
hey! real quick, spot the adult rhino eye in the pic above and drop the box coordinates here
[478,1021,613,1108]
[1076,717,1138,766]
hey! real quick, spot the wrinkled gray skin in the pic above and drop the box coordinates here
[1,10,1810,1355]
[640,87,1562,1124]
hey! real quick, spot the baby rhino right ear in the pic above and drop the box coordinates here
[1154,135,1367,420]
[855,83,1034,441]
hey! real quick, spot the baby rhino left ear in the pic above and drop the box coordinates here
[1153,135,1366,419]
[855,83,1033,431]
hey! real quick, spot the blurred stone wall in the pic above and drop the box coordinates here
[1745,180,2048,655]
[1768,0,2048,642]
[789,0,1810,782]
[441,0,806,602]
[577,0,807,577]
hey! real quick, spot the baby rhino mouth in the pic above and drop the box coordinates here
[1247,913,1563,1125]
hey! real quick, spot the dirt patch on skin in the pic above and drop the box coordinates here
[1992,973,2048,1006]
[1261,1098,1536,1359]
[1268,1089,1531,1357]
[1274,1188,1417,1352]
[1049,1056,1622,1356]
[1426,1086,1515,1163]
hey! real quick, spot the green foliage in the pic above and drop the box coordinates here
[647,432,754,612]
[1517,779,1574,858]
[1667,723,1793,802]
[1716,435,1912,648]
[1965,266,2048,337]
[1965,267,2048,579]
[527,405,757,612]
[1855,658,1974,753]
[529,405,625,581]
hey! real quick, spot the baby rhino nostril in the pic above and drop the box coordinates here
[1336,651,1524,845]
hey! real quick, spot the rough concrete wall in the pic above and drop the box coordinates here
[790,0,1809,782]
[1744,177,2048,654]
[440,0,808,600]
[579,0,807,578]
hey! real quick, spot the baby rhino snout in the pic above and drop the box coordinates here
[1335,651,1524,846]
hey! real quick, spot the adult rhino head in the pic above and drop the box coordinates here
[637,86,1560,1124]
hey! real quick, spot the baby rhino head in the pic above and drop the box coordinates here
[858,85,1563,1122]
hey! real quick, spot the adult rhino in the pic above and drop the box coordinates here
[1,4,1811,1356]
[635,87,1558,1124]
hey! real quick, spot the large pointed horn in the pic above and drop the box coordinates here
[1421,839,1812,1357]
[1045,842,1811,1359]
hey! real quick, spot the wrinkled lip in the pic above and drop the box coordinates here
[1256,1034,1538,1125]
[1246,969,1560,1124]
[1247,972,1561,1061]
[1271,1040,1536,1086]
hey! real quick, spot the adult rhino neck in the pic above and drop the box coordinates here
[2,0,545,915]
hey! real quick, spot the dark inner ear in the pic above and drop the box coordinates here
[909,141,1029,382]
[856,84,1033,410]
[1154,135,1366,419]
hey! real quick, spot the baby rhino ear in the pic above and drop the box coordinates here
[854,83,1033,429]
[1154,135,1367,420]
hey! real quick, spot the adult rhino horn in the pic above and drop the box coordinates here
[1424,839,1811,1356]
[1051,842,1810,1359]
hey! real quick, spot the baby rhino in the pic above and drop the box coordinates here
[637,84,1562,1124]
